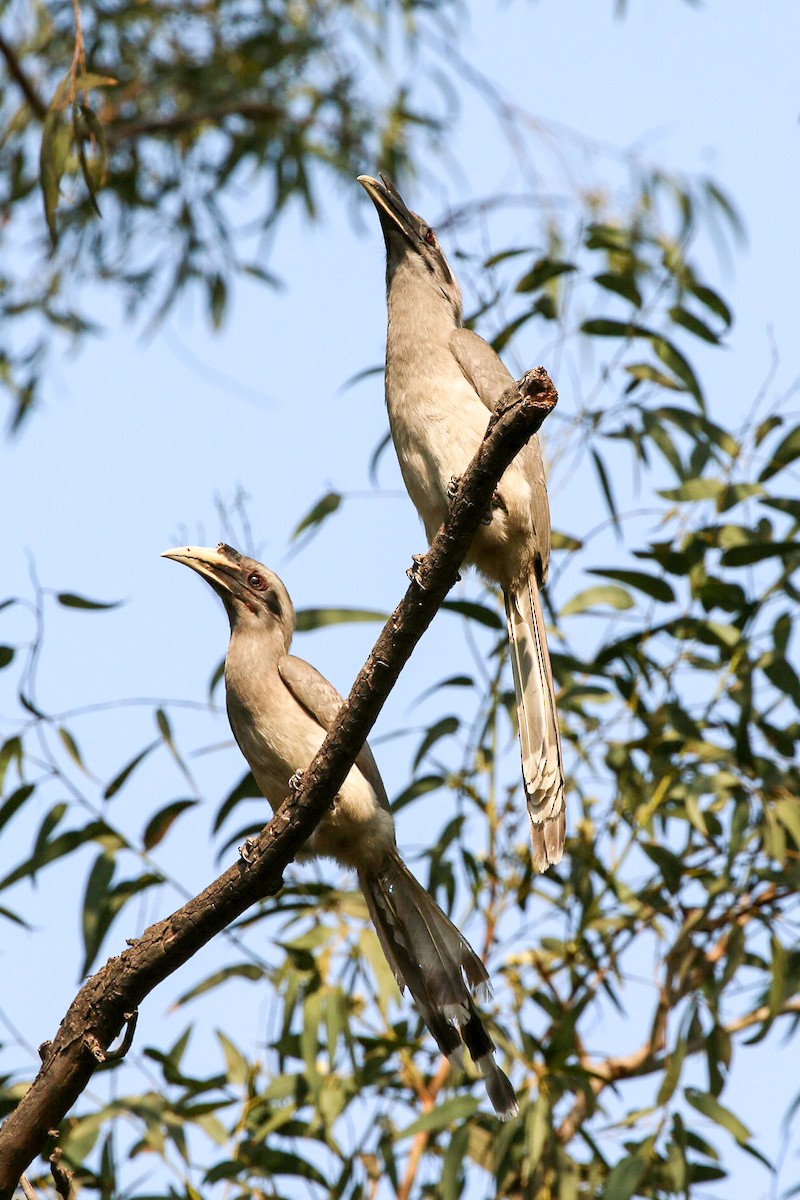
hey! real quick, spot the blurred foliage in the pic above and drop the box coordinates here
[0,0,449,430]
[2,1,800,1198]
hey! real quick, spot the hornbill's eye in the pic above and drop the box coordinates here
[247,571,266,590]
[424,227,436,246]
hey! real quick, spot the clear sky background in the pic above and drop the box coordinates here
[2,2,799,1194]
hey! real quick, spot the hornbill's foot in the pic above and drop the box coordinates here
[406,553,427,588]
[288,769,305,793]
[239,837,258,863]
[446,475,461,502]
[481,489,503,525]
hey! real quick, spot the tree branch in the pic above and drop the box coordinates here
[556,997,800,1146]
[0,32,48,119]
[106,99,287,144]
[0,366,558,1197]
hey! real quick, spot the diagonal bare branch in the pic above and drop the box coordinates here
[0,367,558,1198]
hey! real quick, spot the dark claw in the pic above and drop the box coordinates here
[446,475,461,502]
[288,769,305,793]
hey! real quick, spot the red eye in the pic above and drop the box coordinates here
[247,571,266,590]
[425,228,436,245]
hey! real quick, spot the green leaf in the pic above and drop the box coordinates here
[291,491,341,540]
[625,362,682,391]
[659,478,724,502]
[0,646,14,670]
[721,541,798,567]
[492,312,536,353]
[82,851,116,974]
[399,1095,479,1137]
[143,799,197,849]
[295,607,387,632]
[0,737,23,794]
[515,258,576,293]
[759,423,800,482]
[208,273,227,329]
[602,1155,646,1200]
[590,448,620,530]
[668,305,721,344]
[392,773,444,813]
[594,270,642,307]
[550,529,583,551]
[689,282,733,327]
[581,318,653,338]
[652,336,703,403]
[0,785,35,836]
[441,598,503,629]
[104,741,158,800]
[775,797,800,849]
[212,770,260,833]
[685,1087,752,1145]
[39,88,72,245]
[216,1031,249,1085]
[58,725,85,770]
[57,592,121,610]
[176,963,265,1007]
[561,586,634,616]
[413,716,459,771]
[588,569,675,603]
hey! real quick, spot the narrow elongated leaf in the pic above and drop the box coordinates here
[176,964,265,1007]
[57,592,121,610]
[143,799,197,849]
[589,569,675,603]
[659,478,724,502]
[399,1095,478,1137]
[652,336,703,403]
[441,599,503,629]
[602,1155,646,1200]
[104,741,158,800]
[0,785,35,835]
[413,716,459,771]
[515,258,575,293]
[562,586,634,616]
[625,362,682,390]
[295,607,387,631]
[690,282,733,327]
[581,318,653,338]
[594,270,642,306]
[685,1087,752,1145]
[291,491,341,540]
[759,423,800,482]
[58,726,85,770]
[40,97,72,245]
[668,305,721,344]
[590,448,620,531]
[721,541,798,567]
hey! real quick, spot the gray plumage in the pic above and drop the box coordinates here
[162,542,517,1118]
[358,174,565,871]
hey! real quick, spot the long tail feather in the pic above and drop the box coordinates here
[360,851,518,1120]
[504,574,565,871]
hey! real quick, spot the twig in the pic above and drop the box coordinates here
[107,99,286,143]
[48,1147,74,1200]
[0,367,558,1197]
[397,1057,452,1200]
[0,32,47,119]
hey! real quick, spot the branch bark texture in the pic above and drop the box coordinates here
[0,367,558,1195]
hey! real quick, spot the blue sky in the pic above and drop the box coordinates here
[1,1,799,1193]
